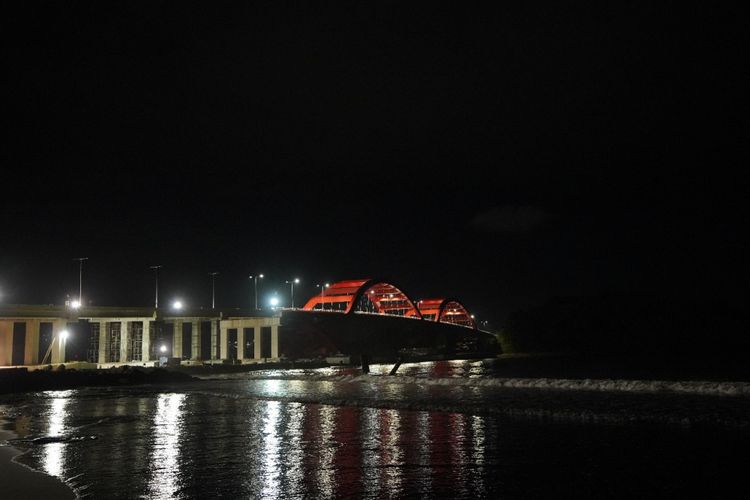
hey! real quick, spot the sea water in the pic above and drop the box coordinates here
[1,360,749,499]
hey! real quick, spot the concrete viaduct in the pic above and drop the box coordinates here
[0,305,280,368]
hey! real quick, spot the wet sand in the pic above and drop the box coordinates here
[0,425,75,500]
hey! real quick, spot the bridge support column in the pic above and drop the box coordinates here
[219,324,228,360]
[120,321,129,363]
[24,320,40,365]
[191,321,200,360]
[98,322,107,364]
[0,321,12,366]
[237,326,245,361]
[253,327,261,360]
[142,320,151,362]
[51,320,67,364]
[173,321,182,359]
[211,321,218,359]
[271,325,279,359]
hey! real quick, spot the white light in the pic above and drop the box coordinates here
[70,300,81,309]
[325,283,330,287]
[60,330,69,340]
[269,296,279,307]
[172,300,183,310]
[259,274,264,278]
[160,345,167,353]
[470,314,475,319]
[294,278,300,284]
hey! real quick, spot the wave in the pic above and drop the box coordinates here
[197,371,750,397]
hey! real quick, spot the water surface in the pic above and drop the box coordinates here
[2,360,748,498]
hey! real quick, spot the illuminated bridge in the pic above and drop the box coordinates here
[281,279,496,361]
[301,279,477,328]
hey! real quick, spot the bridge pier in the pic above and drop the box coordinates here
[142,320,151,362]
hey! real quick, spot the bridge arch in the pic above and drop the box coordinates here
[302,279,422,318]
[417,298,476,329]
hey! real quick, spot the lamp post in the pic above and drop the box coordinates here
[316,283,330,311]
[285,278,300,308]
[249,274,264,310]
[72,257,88,308]
[209,272,219,309]
[150,265,162,309]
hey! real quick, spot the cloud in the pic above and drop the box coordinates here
[471,205,547,233]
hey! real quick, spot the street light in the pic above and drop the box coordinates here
[150,265,162,309]
[209,272,219,309]
[172,300,183,311]
[285,278,300,308]
[70,300,81,309]
[73,257,88,307]
[316,283,330,311]
[249,274,264,310]
[269,295,280,309]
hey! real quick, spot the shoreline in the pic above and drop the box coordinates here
[0,417,76,500]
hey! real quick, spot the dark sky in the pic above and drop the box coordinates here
[2,3,746,325]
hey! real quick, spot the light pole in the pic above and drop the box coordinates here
[316,283,330,311]
[285,278,300,308]
[249,274,264,310]
[209,272,219,309]
[72,257,88,308]
[150,265,162,309]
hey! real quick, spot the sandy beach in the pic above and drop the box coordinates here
[0,423,76,500]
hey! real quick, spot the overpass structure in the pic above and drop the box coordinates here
[0,305,280,368]
[1,279,496,368]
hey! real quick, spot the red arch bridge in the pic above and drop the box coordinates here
[280,279,498,361]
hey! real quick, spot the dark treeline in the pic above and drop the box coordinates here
[501,295,749,357]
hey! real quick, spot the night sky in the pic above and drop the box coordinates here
[2,4,746,326]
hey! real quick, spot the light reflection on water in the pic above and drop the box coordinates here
[5,366,750,499]
[148,393,186,500]
[261,400,281,498]
[42,392,70,477]
[317,404,336,498]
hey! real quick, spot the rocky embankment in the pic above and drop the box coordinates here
[0,366,196,394]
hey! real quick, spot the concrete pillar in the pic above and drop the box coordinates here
[0,321,12,366]
[237,326,245,361]
[271,325,279,359]
[142,320,151,362]
[51,320,67,364]
[98,322,108,364]
[219,324,228,360]
[254,326,261,360]
[191,321,200,360]
[120,321,129,363]
[210,320,218,359]
[24,320,40,365]
[173,320,182,359]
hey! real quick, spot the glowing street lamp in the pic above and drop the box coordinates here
[70,300,81,309]
[285,278,300,308]
[316,283,330,311]
[209,272,219,309]
[269,295,280,309]
[160,344,168,353]
[249,274,264,310]
[149,265,162,309]
[73,257,88,307]
[172,300,183,311]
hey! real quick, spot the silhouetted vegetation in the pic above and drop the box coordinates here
[502,295,749,357]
